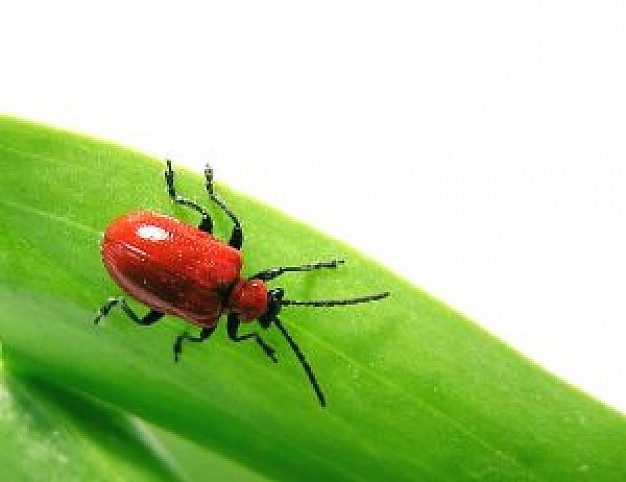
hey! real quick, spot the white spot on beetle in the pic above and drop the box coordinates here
[137,224,170,241]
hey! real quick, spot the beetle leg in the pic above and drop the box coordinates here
[203,165,243,250]
[250,259,345,282]
[173,326,217,362]
[227,313,277,362]
[94,297,164,326]
[164,159,214,233]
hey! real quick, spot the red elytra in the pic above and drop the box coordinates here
[101,211,268,326]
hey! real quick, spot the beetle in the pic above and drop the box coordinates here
[94,160,389,406]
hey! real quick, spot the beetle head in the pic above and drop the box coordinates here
[258,287,284,328]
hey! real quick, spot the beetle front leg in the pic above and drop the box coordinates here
[250,259,344,282]
[227,313,277,362]
[173,325,218,362]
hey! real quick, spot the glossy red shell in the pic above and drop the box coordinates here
[101,211,242,327]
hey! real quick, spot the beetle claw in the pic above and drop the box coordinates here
[263,345,278,363]
[173,335,185,362]
[164,160,176,197]
[94,304,112,325]
[204,165,215,194]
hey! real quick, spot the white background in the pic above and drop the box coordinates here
[1,1,625,413]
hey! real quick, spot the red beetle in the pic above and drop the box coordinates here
[95,160,389,406]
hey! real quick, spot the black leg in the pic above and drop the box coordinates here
[273,317,326,407]
[227,313,277,362]
[164,159,213,233]
[251,259,344,282]
[203,165,243,249]
[94,297,164,326]
[173,325,218,362]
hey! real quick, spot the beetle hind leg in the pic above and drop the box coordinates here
[164,159,214,233]
[203,165,243,250]
[94,297,163,326]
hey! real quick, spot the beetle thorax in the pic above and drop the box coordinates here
[226,278,269,322]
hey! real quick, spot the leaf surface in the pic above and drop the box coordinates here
[0,116,624,481]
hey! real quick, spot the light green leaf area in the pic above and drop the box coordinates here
[0,358,268,482]
[0,360,180,482]
[0,115,624,481]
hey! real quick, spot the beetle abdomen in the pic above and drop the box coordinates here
[101,211,242,326]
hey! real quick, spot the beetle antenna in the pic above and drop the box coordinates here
[281,291,390,308]
[273,317,326,407]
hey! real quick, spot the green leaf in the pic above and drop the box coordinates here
[0,115,624,481]
[0,360,183,482]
